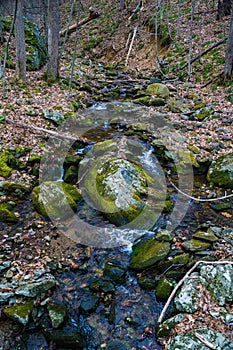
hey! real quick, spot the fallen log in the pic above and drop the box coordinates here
[59,8,100,37]
[5,117,88,143]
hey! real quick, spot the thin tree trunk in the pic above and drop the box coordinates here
[15,0,26,81]
[224,2,233,79]
[47,0,59,79]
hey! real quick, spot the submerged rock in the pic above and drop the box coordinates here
[47,303,67,328]
[3,301,33,326]
[32,181,82,218]
[207,153,233,188]
[168,328,233,349]
[155,275,175,300]
[174,274,199,313]
[130,238,170,270]
[182,239,211,252]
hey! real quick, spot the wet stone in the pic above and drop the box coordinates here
[192,231,219,242]
[47,303,67,328]
[156,313,185,338]
[89,279,115,293]
[182,239,211,252]
[103,261,126,283]
[155,276,174,301]
[3,301,33,326]
[130,238,170,270]
[79,295,99,314]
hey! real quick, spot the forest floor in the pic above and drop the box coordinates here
[0,0,232,349]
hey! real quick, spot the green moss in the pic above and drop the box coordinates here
[130,239,170,270]
[155,276,175,300]
[4,301,33,325]
[0,203,18,223]
[0,157,12,177]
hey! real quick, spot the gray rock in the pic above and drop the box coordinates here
[174,273,199,313]
[168,328,233,349]
[15,275,56,297]
[47,303,67,328]
[146,83,169,98]
[200,264,233,306]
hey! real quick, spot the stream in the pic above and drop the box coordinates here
[0,101,232,350]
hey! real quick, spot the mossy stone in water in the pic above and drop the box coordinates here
[156,313,185,338]
[4,301,33,325]
[32,181,82,218]
[182,239,211,252]
[63,165,79,184]
[130,238,170,270]
[0,203,18,223]
[103,261,126,283]
[47,303,67,328]
[155,275,175,300]
[207,153,233,189]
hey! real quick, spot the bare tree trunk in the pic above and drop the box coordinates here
[224,2,233,79]
[15,0,26,81]
[217,0,232,19]
[47,0,59,80]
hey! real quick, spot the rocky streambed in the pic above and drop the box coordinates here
[0,100,233,349]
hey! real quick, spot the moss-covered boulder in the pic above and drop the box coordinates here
[2,17,47,71]
[32,181,82,218]
[146,83,169,98]
[130,238,170,270]
[0,152,12,177]
[0,203,18,223]
[4,301,33,326]
[79,139,166,229]
[207,153,233,188]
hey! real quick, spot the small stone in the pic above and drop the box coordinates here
[182,239,211,252]
[79,295,99,314]
[47,303,67,328]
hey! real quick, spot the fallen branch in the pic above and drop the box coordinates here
[125,27,137,66]
[59,8,100,37]
[157,260,233,324]
[180,36,228,70]
[5,117,82,142]
[195,332,216,349]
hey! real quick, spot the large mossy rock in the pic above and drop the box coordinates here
[0,203,18,223]
[146,83,169,98]
[168,328,233,350]
[130,238,170,270]
[32,181,82,218]
[3,17,47,71]
[80,139,166,228]
[207,153,233,188]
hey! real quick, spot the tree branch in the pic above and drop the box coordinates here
[180,36,228,70]
[59,8,100,37]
